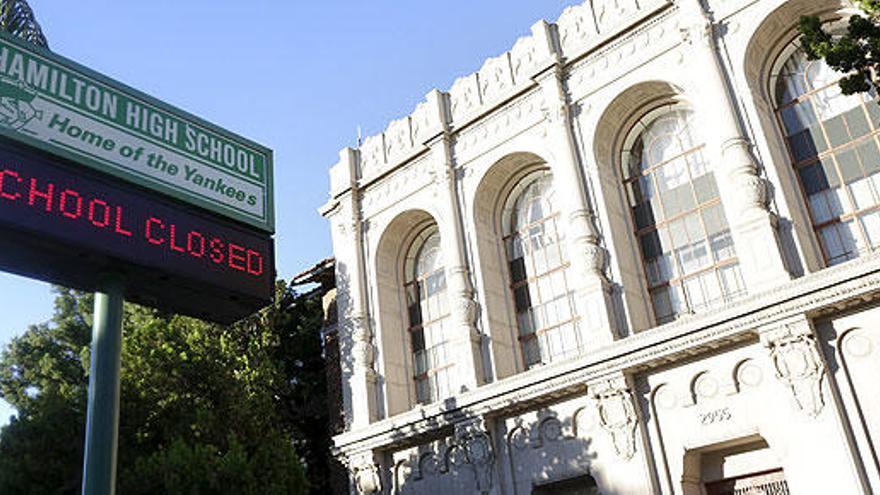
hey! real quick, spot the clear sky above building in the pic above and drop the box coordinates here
[0,0,577,423]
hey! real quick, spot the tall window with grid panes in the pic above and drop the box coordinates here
[622,107,746,324]
[404,227,453,404]
[774,43,880,265]
[503,170,581,367]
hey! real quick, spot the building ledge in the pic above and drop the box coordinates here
[334,252,880,454]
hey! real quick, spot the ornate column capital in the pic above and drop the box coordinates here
[759,316,826,417]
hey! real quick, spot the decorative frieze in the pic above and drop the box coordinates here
[383,115,413,166]
[359,152,434,217]
[449,74,481,123]
[358,134,385,180]
[452,87,544,163]
[478,52,515,105]
[334,251,880,453]
[328,0,677,185]
[556,0,671,62]
[389,419,495,493]
[566,6,680,101]
[510,33,541,83]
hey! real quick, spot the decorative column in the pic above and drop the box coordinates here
[454,417,495,494]
[321,148,378,429]
[532,21,618,347]
[425,89,484,391]
[680,0,791,291]
[759,315,826,417]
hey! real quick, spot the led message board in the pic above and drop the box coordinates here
[0,139,273,323]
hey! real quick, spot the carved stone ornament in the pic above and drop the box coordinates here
[720,137,771,213]
[763,322,826,417]
[454,294,480,330]
[732,170,771,212]
[583,242,608,276]
[678,19,712,48]
[540,99,567,126]
[454,419,495,494]
[429,158,454,187]
[591,379,638,460]
[537,70,569,127]
[349,314,376,374]
[568,209,608,279]
[352,457,382,495]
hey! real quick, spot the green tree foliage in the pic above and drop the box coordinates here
[799,3,880,95]
[0,282,329,494]
[0,0,48,48]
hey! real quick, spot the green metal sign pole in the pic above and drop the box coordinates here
[81,274,125,495]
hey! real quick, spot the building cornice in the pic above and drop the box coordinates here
[334,253,880,454]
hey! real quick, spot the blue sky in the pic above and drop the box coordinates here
[0,1,577,424]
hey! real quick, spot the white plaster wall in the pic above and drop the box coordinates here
[816,304,880,492]
[638,340,864,494]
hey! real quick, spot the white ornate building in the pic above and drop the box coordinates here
[320,0,880,493]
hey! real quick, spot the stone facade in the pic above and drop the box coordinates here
[320,0,880,493]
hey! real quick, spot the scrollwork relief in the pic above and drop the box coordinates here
[348,313,376,378]
[591,379,638,460]
[351,455,382,495]
[762,320,826,417]
[557,2,598,55]
[583,243,608,277]
[359,134,385,178]
[511,33,540,83]
[454,419,495,494]
[593,0,636,33]
[384,116,413,164]
[479,52,514,105]
[453,294,480,332]
[450,75,480,122]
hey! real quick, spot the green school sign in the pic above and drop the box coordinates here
[0,31,273,232]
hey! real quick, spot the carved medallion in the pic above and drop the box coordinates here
[592,380,638,460]
[454,419,495,494]
[352,458,381,495]
[763,322,826,417]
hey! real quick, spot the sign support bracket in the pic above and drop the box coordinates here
[81,273,125,495]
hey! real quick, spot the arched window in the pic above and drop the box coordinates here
[403,227,452,404]
[773,42,880,265]
[622,107,745,324]
[503,170,580,368]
